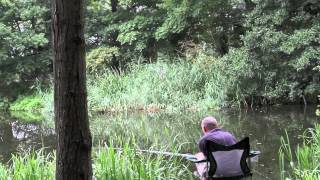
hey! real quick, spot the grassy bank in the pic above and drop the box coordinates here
[12,57,230,115]
[10,52,319,115]
[9,95,43,112]
[86,59,227,112]
[279,124,320,179]
[0,144,193,180]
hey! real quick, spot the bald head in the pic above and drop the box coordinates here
[201,116,218,133]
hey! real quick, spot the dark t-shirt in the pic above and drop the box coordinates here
[198,128,236,156]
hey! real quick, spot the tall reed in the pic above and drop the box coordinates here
[0,143,194,179]
[279,124,320,179]
[0,150,55,180]
[36,56,228,115]
[94,143,193,180]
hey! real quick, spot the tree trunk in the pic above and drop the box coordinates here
[52,0,92,179]
[216,32,229,56]
[111,0,118,12]
[244,0,255,11]
[110,0,121,72]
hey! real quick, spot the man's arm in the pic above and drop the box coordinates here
[198,138,207,156]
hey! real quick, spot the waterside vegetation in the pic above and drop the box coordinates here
[1,0,319,112]
[279,124,320,179]
[0,144,192,180]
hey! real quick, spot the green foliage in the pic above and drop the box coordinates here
[155,0,190,40]
[84,58,227,112]
[10,95,43,112]
[0,145,192,180]
[0,150,55,180]
[94,143,191,180]
[86,46,120,74]
[219,0,320,104]
[117,15,159,50]
[1,0,320,107]
[0,0,51,97]
[0,164,9,180]
[279,124,320,179]
[0,97,9,110]
[10,111,44,122]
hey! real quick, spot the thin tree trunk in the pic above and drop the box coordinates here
[244,0,255,11]
[216,32,228,56]
[110,0,121,72]
[111,0,118,12]
[52,0,92,179]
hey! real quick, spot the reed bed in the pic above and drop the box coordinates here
[279,124,320,179]
[0,142,193,180]
[94,143,193,180]
[18,58,228,115]
[0,150,55,180]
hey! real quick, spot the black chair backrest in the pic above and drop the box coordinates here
[205,137,251,179]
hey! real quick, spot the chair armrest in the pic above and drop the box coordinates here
[185,155,208,163]
[249,150,261,158]
[194,159,208,163]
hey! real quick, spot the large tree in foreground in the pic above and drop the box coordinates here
[52,0,92,179]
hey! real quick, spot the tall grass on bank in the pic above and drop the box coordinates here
[0,144,193,179]
[55,57,227,113]
[0,150,55,180]
[94,143,193,180]
[279,124,320,179]
[11,50,264,113]
[13,54,228,114]
[9,95,43,112]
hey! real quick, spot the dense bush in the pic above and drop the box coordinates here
[1,0,320,107]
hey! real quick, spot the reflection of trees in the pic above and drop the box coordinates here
[11,122,38,140]
[0,120,16,162]
[0,112,55,162]
[91,106,317,151]
[10,121,55,153]
[90,105,317,179]
[221,105,317,179]
[1,106,317,177]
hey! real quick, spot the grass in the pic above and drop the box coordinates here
[279,124,320,179]
[10,58,228,115]
[9,95,43,112]
[0,143,193,180]
[10,111,44,122]
[10,52,261,114]
[38,57,228,115]
[0,150,55,180]
[94,142,193,180]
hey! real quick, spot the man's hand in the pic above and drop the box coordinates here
[194,152,208,179]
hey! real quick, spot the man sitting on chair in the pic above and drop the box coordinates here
[195,116,237,179]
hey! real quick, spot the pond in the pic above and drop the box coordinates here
[0,105,317,179]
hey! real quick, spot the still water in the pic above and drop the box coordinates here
[0,105,318,179]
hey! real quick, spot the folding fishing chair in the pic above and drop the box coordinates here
[187,137,260,180]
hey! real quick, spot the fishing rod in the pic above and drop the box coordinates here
[106,145,260,162]
[110,147,196,159]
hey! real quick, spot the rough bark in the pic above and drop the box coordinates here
[111,0,118,12]
[216,32,229,56]
[110,0,121,72]
[244,0,256,11]
[52,0,92,179]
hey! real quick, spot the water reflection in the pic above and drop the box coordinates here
[0,105,317,179]
[0,112,55,162]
